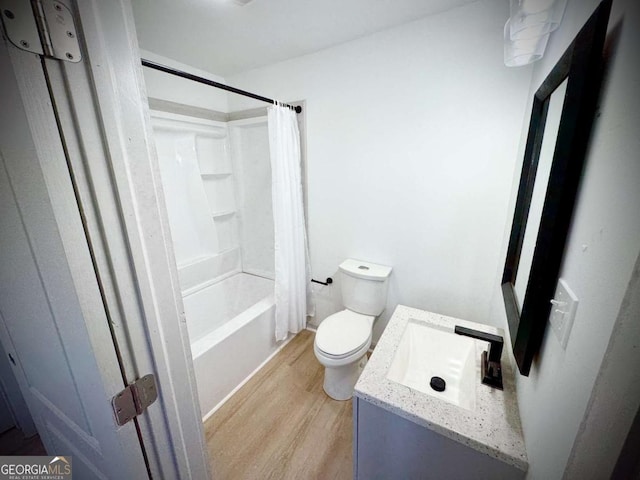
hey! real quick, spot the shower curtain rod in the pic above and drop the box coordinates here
[141,59,302,114]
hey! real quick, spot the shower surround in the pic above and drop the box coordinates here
[152,110,287,418]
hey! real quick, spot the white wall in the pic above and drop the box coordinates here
[487,0,640,478]
[565,251,640,479]
[227,0,532,340]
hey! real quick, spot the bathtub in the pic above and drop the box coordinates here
[183,272,283,419]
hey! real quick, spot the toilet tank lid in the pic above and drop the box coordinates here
[339,259,392,281]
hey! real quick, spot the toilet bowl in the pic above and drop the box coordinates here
[313,259,392,400]
[314,310,374,400]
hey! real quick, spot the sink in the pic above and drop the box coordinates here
[386,319,477,410]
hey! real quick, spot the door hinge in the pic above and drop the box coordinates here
[111,374,158,426]
[0,0,81,62]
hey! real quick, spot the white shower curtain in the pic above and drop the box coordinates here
[268,105,314,341]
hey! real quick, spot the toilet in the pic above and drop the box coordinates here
[314,258,392,400]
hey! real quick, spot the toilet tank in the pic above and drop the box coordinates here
[339,259,392,316]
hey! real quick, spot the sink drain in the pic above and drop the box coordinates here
[430,376,446,392]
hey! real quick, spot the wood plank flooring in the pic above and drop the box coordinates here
[205,330,353,480]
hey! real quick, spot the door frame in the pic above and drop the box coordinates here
[62,0,211,477]
[3,0,211,477]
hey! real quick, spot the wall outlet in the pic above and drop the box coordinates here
[549,279,578,349]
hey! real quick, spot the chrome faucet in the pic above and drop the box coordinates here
[454,326,504,390]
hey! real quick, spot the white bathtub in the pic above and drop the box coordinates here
[183,273,283,419]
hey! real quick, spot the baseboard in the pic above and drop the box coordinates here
[201,333,296,422]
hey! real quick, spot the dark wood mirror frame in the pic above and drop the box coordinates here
[501,0,612,376]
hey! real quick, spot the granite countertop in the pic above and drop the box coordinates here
[354,305,528,472]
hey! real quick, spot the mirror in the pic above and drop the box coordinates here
[501,0,611,376]
[514,78,567,310]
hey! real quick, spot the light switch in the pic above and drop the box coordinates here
[549,279,578,349]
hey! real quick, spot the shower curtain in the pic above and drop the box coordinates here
[268,105,314,341]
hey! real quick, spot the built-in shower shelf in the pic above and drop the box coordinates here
[212,210,236,218]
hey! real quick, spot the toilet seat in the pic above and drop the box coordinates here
[315,310,373,359]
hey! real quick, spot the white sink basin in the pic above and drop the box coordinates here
[386,319,477,410]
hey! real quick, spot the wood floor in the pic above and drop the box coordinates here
[205,330,353,480]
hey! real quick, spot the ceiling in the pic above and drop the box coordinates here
[131,0,480,77]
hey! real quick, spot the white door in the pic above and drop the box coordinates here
[0,340,35,438]
[0,387,14,434]
[0,25,149,480]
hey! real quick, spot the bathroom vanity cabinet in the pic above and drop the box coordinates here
[353,397,525,479]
